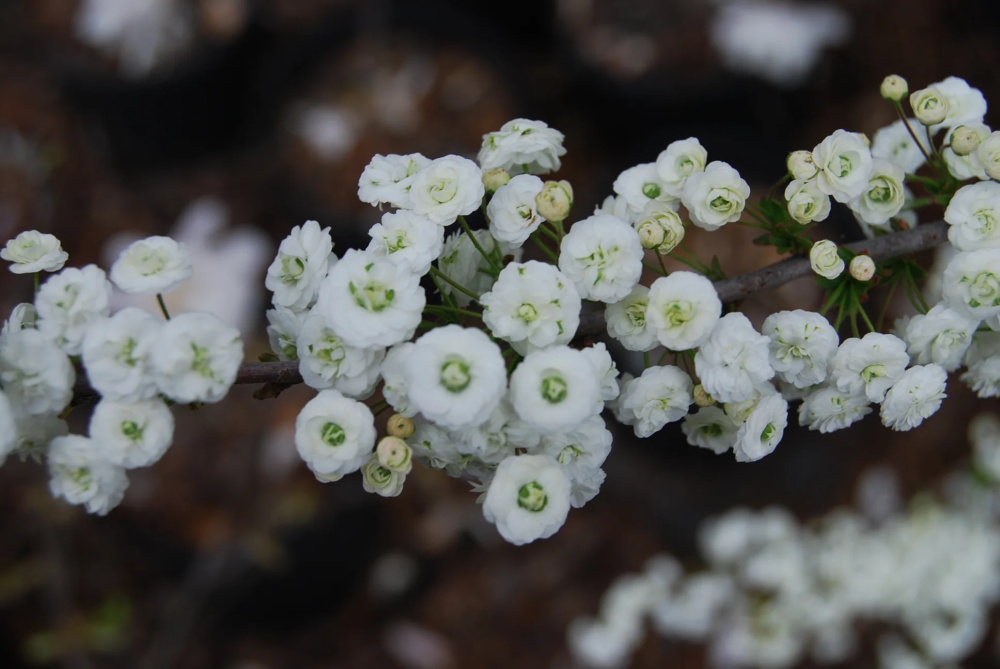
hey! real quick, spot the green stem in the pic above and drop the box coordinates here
[654,250,669,276]
[894,102,936,167]
[156,293,171,320]
[458,216,501,274]
[428,266,480,302]
[425,304,483,320]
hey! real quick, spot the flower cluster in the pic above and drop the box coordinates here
[0,230,241,514]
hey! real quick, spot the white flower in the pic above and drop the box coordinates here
[81,307,161,401]
[480,261,581,354]
[709,1,850,87]
[942,123,990,181]
[580,342,620,403]
[533,416,612,508]
[407,421,463,472]
[930,76,987,131]
[265,305,305,361]
[74,0,193,77]
[762,309,839,388]
[360,455,406,497]
[47,434,128,515]
[849,159,906,227]
[89,398,174,468]
[365,209,445,276]
[605,284,659,352]
[486,174,545,245]
[482,453,572,545]
[733,393,788,462]
[450,400,521,465]
[879,364,947,431]
[265,220,334,311]
[682,406,739,455]
[35,264,112,355]
[381,343,417,417]
[296,313,384,398]
[646,271,722,351]
[109,235,192,294]
[509,346,602,434]
[478,119,566,176]
[695,313,774,404]
[613,163,677,216]
[1,230,68,273]
[357,153,429,208]
[681,161,750,231]
[315,249,425,348]
[558,213,644,303]
[151,311,243,403]
[961,331,1000,398]
[436,228,517,307]
[910,86,950,126]
[903,304,978,372]
[944,181,1000,251]
[784,179,831,225]
[871,118,930,174]
[633,201,685,253]
[594,194,634,223]
[408,155,485,225]
[12,414,68,463]
[809,240,844,280]
[0,302,37,349]
[294,389,376,480]
[941,248,1000,320]
[655,137,708,197]
[812,130,874,204]
[618,365,694,438]
[829,332,909,403]
[404,325,506,430]
[0,329,75,416]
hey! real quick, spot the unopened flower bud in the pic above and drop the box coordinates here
[910,87,949,126]
[361,455,405,497]
[693,383,715,407]
[386,413,415,439]
[809,239,845,280]
[849,255,875,282]
[535,180,573,221]
[977,131,1000,181]
[483,169,511,193]
[880,75,908,102]
[633,204,685,253]
[787,150,818,180]
[951,125,983,156]
[376,436,413,474]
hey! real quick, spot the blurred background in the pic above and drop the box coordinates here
[1,0,1000,667]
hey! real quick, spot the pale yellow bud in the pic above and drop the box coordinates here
[386,413,415,439]
[787,150,818,180]
[635,219,665,249]
[376,436,413,474]
[950,125,983,156]
[361,456,405,497]
[880,75,908,102]
[693,384,715,407]
[910,87,949,126]
[848,255,876,282]
[483,169,511,193]
[535,180,573,221]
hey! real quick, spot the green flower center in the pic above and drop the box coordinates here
[541,374,568,403]
[760,423,776,442]
[349,280,395,312]
[516,303,539,323]
[440,358,472,392]
[280,256,305,284]
[321,422,347,447]
[121,420,144,442]
[968,271,1000,307]
[190,342,214,378]
[642,182,662,199]
[517,481,548,512]
[861,364,887,383]
[429,178,458,204]
[663,300,693,328]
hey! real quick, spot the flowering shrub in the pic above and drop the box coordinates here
[0,75,996,553]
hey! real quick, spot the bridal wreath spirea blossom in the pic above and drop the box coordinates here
[295,389,376,481]
[357,153,429,209]
[482,453,572,545]
[408,155,485,225]
[109,235,192,294]
[509,346,602,434]
[403,325,506,430]
[762,309,839,388]
[47,435,128,516]
[558,213,644,303]
[879,364,947,431]
[81,307,161,401]
[265,219,334,311]
[151,311,243,403]
[36,264,112,355]
[646,271,722,351]
[944,181,1000,251]
[1,230,68,274]
[830,332,909,403]
[695,313,774,404]
[315,249,425,348]
[486,174,545,245]
[942,248,1000,320]
[477,118,567,175]
[812,129,874,204]
[681,161,750,231]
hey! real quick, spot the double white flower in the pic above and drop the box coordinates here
[294,389,376,481]
[408,155,485,225]
[695,313,774,405]
[151,311,243,403]
[81,307,161,401]
[558,213,644,303]
[265,220,334,311]
[762,310,839,388]
[357,153,429,209]
[482,453,572,545]
[1,230,68,274]
[681,161,750,231]
[879,364,947,431]
[477,118,566,175]
[646,271,722,351]
[829,332,909,403]
[365,210,444,276]
[617,365,694,438]
[486,174,545,245]
[36,264,112,355]
[945,181,1000,251]
[812,129,873,204]
[509,346,602,434]
[110,235,192,295]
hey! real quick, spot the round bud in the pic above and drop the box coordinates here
[977,131,1000,181]
[950,125,983,156]
[848,255,876,282]
[880,75,908,102]
[693,384,715,407]
[386,413,415,439]
[361,456,405,497]
[809,239,845,280]
[635,218,665,250]
[376,436,413,474]
[910,87,949,126]
[787,150,818,180]
[483,169,511,193]
[535,180,573,222]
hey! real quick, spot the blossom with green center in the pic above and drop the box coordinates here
[483,454,571,545]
